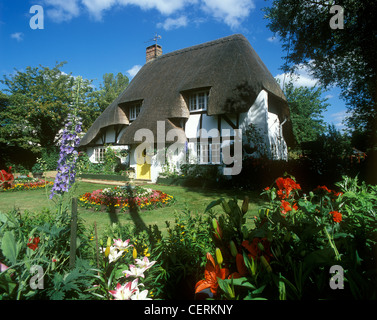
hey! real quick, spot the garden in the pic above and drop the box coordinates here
[1,78,376,301]
[1,165,376,300]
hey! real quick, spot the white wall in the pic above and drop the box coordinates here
[185,114,201,139]
[267,98,288,160]
[238,89,288,160]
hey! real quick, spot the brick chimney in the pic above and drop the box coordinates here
[146,44,162,63]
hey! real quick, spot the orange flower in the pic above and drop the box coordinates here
[330,211,342,223]
[236,253,248,274]
[280,200,296,215]
[195,253,229,296]
[275,177,301,199]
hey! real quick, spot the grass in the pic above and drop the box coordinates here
[0,180,265,237]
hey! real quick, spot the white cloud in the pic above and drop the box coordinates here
[81,0,116,20]
[267,35,278,43]
[10,32,24,42]
[157,15,188,30]
[330,110,348,129]
[275,63,319,89]
[201,0,255,29]
[81,0,191,20]
[43,0,80,22]
[41,0,255,29]
[127,65,142,78]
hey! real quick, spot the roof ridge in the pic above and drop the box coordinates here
[156,34,246,60]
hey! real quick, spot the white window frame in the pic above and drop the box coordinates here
[198,142,221,165]
[199,142,209,164]
[189,90,209,112]
[94,147,105,163]
[210,142,221,164]
[129,104,141,121]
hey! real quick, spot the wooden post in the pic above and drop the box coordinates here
[69,197,78,269]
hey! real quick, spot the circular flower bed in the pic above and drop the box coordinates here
[79,185,174,212]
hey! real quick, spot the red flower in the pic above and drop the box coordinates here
[195,253,229,296]
[280,200,297,215]
[315,185,332,194]
[275,177,301,199]
[27,237,40,251]
[330,211,342,223]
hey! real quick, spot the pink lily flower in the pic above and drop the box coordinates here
[109,279,139,300]
[123,265,146,278]
[113,239,132,250]
[0,262,9,272]
[135,256,156,271]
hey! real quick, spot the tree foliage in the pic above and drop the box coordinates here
[0,62,129,166]
[95,72,129,112]
[283,81,329,147]
[264,0,377,181]
[0,62,92,152]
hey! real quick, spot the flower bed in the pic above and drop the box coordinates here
[0,178,53,192]
[193,175,377,300]
[79,185,174,212]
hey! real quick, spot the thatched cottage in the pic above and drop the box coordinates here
[79,34,293,182]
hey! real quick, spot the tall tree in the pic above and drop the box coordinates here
[0,62,96,153]
[95,72,129,113]
[283,81,329,147]
[264,0,377,182]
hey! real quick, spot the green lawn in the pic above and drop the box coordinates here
[0,180,264,237]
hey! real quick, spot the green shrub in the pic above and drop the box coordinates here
[0,207,95,299]
[41,148,60,171]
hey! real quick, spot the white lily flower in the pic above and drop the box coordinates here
[100,246,123,263]
[113,238,132,250]
[109,279,139,300]
[123,265,146,278]
[131,289,152,300]
[135,256,156,271]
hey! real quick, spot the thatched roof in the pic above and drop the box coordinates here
[80,34,290,147]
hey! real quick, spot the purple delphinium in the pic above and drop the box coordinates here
[50,113,82,199]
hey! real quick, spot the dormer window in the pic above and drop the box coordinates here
[129,102,142,121]
[188,90,209,112]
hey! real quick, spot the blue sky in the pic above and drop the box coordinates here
[0,0,347,129]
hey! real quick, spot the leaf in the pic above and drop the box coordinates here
[0,269,18,296]
[243,251,256,276]
[0,212,8,224]
[278,277,286,300]
[205,198,223,212]
[303,248,336,268]
[217,278,236,299]
[1,231,17,265]
[229,277,256,290]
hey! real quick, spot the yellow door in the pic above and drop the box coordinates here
[136,148,151,180]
